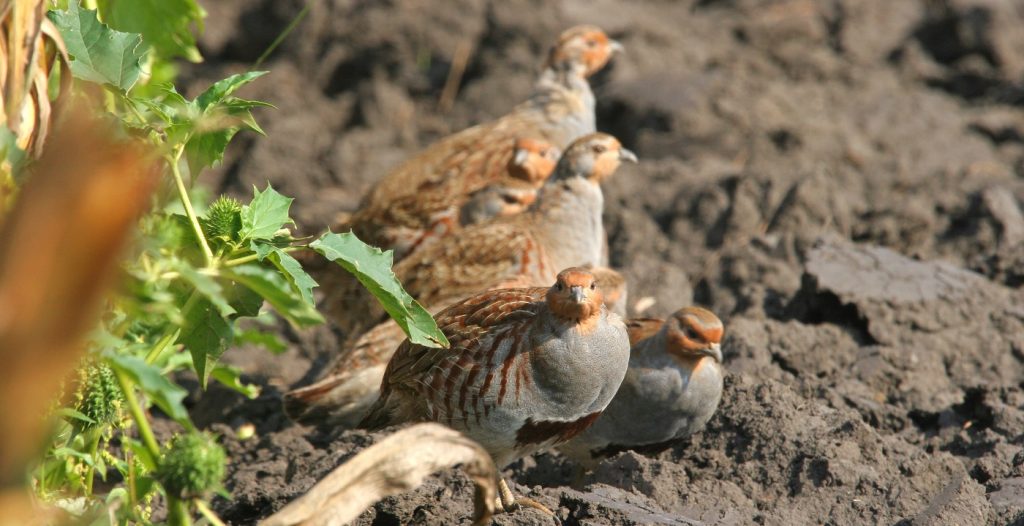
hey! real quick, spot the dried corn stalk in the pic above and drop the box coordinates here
[261,423,498,526]
[0,0,69,177]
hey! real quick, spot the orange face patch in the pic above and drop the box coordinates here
[559,268,596,289]
[510,139,559,185]
[590,150,623,182]
[547,268,604,327]
[580,31,613,75]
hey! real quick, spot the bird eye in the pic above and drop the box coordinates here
[589,282,596,290]
[556,282,564,291]
[593,144,607,154]
[586,39,598,48]
[501,193,519,205]
[684,326,700,341]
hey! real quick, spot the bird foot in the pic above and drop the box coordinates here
[496,478,555,516]
[513,496,555,516]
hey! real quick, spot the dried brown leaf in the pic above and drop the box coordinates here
[261,423,497,526]
[1,0,69,159]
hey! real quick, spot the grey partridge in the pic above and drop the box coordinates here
[558,307,725,468]
[346,25,622,259]
[283,267,627,427]
[331,133,636,336]
[459,137,561,226]
[359,268,630,514]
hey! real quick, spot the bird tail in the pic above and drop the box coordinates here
[282,367,384,428]
[357,391,397,431]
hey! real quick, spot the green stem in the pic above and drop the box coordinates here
[126,446,138,513]
[168,147,214,266]
[113,370,159,458]
[222,246,300,267]
[144,328,181,365]
[167,497,192,526]
[222,253,260,267]
[123,94,149,127]
[195,500,227,526]
[84,429,101,495]
[115,369,192,525]
[253,2,310,68]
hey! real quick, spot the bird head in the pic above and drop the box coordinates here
[545,25,622,78]
[547,267,604,324]
[663,307,724,364]
[588,266,627,317]
[509,137,561,186]
[553,133,637,183]
[459,184,537,225]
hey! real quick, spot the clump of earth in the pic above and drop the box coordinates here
[178,0,1024,524]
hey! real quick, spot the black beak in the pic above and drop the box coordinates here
[569,286,586,303]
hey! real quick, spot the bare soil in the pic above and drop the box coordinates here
[179,0,1024,524]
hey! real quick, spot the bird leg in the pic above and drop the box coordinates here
[495,477,555,516]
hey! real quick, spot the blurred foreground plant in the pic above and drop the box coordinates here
[0,2,449,525]
[0,105,158,526]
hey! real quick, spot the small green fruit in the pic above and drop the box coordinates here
[72,361,122,429]
[156,432,226,498]
[200,196,243,241]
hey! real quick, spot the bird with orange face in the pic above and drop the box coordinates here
[359,268,630,515]
[458,138,561,226]
[558,306,726,468]
[283,266,628,428]
[328,132,636,336]
[343,25,623,260]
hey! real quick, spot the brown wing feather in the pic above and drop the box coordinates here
[382,287,546,388]
[362,112,543,210]
[625,318,664,346]
[393,219,550,309]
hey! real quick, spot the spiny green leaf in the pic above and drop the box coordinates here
[221,264,323,327]
[184,129,236,173]
[176,265,235,317]
[240,185,294,241]
[250,240,276,260]
[223,280,263,317]
[310,232,449,348]
[48,3,146,91]
[108,354,189,424]
[56,408,97,426]
[98,0,206,63]
[179,298,233,387]
[273,250,318,305]
[178,73,269,172]
[210,365,260,399]
[126,438,158,472]
[195,71,267,111]
[234,329,287,354]
[255,245,318,305]
[51,448,97,467]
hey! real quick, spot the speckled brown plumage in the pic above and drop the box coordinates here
[332,133,636,336]
[283,267,628,428]
[343,26,621,260]
[359,268,630,512]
